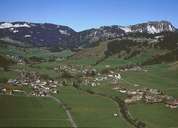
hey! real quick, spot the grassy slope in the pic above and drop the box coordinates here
[95,48,167,70]
[65,42,108,65]
[80,82,128,99]
[11,62,60,80]
[0,43,72,81]
[0,70,17,83]
[0,96,70,127]
[120,63,178,97]
[25,48,73,59]
[0,43,73,60]
[55,86,133,128]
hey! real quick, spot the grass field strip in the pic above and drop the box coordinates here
[49,95,78,128]
[142,70,178,84]
[165,87,178,90]
[121,72,178,88]
[0,119,70,121]
[120,78,135,86]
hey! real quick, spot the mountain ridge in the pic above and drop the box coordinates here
[0,20,176,48]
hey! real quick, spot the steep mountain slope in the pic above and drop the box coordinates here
[64,41,108,65]
[0,22,79,48]
[79,26,126,45]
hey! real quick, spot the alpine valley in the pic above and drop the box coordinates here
[0,20,178,128]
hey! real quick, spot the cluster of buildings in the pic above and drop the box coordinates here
[1,71,59,96]
[54,65,122,87]
[121,88,167,104]
[31,79,59,96]
[79,71,122,87]
[119,65,148,72]
[116,87,178,109]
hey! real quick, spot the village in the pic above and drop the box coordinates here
[1,64,178,109]
[0,71,59,96]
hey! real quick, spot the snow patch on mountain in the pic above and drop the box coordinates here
[169,25,174,31]
[13,30,19,33]
[119,26,132,33]
[59,29,70,35]
[147,25,159,34]
[0,22,31,29]
[24,35,31,38]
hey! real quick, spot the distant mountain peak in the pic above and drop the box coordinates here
[129,20,176,34]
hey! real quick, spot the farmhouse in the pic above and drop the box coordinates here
[166,99,178,109]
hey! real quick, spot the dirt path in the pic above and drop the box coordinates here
[49,96,77,128]
[165,87,178,90]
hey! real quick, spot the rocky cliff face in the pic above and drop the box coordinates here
[129,21,176,34]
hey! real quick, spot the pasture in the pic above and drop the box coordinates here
[55,86,133,128]
[129,103,178,128]
[0,96,70,127]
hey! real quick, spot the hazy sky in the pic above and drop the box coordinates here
[0,0,177,31]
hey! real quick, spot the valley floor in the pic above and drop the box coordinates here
[0,44,178,127]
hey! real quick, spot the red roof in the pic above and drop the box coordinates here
[166,99,178,105]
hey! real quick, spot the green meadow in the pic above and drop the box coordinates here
[0,95,70,127]
[129,103,178,128]
[55,86,133,128]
